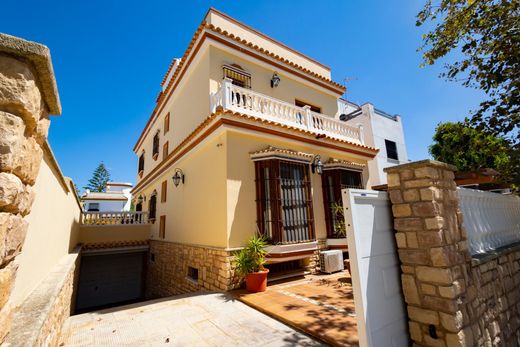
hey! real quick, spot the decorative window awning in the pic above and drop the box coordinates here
[323,158,365,171]
[250,146,314,164]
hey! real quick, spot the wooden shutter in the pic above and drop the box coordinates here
[161,180,167,203]
[159,215,166,238]
[164,113,170,134]
[163,141,169,160]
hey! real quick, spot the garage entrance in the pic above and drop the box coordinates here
[75,248,147,313]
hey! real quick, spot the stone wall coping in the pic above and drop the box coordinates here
[0,33,61,115]
[5,246,80,346]
[471,241,520,266]
[152,239,242,252]
[383,159,456,173]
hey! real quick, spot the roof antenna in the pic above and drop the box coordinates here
[342,76,358,99]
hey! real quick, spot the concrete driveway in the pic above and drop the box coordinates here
[60,292,323,347]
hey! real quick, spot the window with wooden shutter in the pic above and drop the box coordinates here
[161,180,167,203]
[159,215,166,239]
[164,113,170,134]
[255,159,314,244]
[163,141,169,160]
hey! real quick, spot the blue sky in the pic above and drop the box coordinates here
[2,1,484,190]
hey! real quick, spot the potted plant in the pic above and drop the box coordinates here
[235,234,269,292]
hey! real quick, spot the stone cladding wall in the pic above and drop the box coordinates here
[146,240,241,298]
[385,160,520,346]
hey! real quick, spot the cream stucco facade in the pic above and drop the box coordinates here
[132,8,378,289]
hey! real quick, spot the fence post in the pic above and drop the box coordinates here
[384,160,474,346]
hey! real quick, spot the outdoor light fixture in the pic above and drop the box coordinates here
[311,155,323,175]
[270,72,281,88]
[172,168,185,187]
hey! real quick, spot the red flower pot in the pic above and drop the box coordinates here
[245,269,269,292]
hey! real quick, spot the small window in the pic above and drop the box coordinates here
[162,141,169,160]
[295,99,321,113]
[161,180,167,203]
[223,64,251,89]
[164,113,170,135]
[385,140,399,160]
[153,132,160,160]
[138,152,145,175]
[159,215,166,239]
[88,203,99,211]
[149,192,157,222]
[187,266,199,281]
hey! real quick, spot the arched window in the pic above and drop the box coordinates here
[149,191,157,222]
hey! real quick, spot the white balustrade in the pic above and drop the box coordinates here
[458,188,520,255]
[81,211,150,226]
[210,80,363,144]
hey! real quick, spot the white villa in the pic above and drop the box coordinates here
[81,182,133,212]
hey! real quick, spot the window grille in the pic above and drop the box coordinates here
[321,169,363,238]
[255,159,314,244]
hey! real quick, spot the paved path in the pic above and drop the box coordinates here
[60,292,324,347]
[236,272,358,346]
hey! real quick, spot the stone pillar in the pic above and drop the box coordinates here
[384,160,474,347]
[0,33,61,342]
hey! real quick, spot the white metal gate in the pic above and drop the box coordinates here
[342,189,409,347]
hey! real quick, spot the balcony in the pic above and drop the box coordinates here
[79,211,150,245]
[81,211,150,226]
[210,79,364,144]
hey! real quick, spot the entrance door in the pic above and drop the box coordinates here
[76,251,146,312]
[342,189,409,347]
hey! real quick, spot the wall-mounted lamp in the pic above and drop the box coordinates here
[270,72,281,88]
[172,168,185,187]
[311,155,323,175]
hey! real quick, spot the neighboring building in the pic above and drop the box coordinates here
[82,182,132,211]
[131,8,380,295]
[342,101,408,186]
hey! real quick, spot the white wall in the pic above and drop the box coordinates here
[344,103,408,186]
[85,200,127,212]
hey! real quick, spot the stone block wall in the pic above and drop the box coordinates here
[0,34,61,343]
[385,160,520,346]
[146,240,241,298]
[5,250,80,347]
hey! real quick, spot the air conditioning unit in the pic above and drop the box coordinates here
[319,250,344,274]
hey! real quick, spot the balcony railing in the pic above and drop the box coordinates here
[81,211,150,226]
[210,78,364,144]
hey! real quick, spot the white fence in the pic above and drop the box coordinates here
[343,189,409,347]
[210,78,364,144]
[81,211,149,226]
[458,188,520,255]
